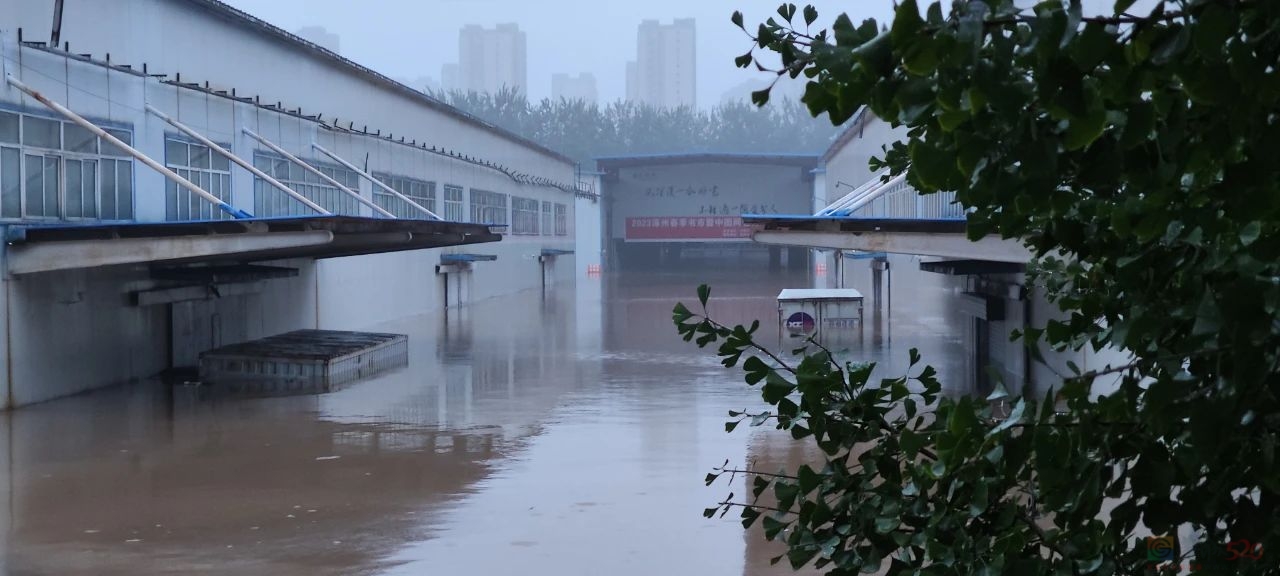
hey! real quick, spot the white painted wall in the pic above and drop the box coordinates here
[0,14,583,408]
[606,160,814,241]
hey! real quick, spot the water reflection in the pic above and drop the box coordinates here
[0,260,975,575]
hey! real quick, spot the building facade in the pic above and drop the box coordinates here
[551,73,597,104]
[625,19,696,109]
[0,0,598,408]
[456,23,527,95]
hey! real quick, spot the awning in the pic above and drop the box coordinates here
[5,216,500,275]
[742,215,1032,263]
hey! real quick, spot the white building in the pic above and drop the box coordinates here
[753,110,1128,399]
[454,23,527,95]
[626,19,696,109]
[551,73,598,104]
[0,0,602,408]
[294,25,339,54]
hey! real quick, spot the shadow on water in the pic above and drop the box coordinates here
[0,260,973,576]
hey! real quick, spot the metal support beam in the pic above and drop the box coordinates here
[243,129,394,218]
[147,106,329,215]
[311,142,442,220]
[752,229,1033,263]
[5,75,252,219]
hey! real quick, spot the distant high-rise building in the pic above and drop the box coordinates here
[294,26,340,54]
[552,73,598,104]
[626,19,696,109]
[453,23,527,95]
[441,63,461,93]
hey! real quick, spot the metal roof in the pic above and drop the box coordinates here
[6,215,501,274]
[595,152,821,170]
[742,214,969,234]
[179,0,576,166]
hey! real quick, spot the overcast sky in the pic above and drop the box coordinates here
[220,0,899,108]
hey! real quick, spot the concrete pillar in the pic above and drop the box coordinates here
[769,246,782,272]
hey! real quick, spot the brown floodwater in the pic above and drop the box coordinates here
[0,262,971,575]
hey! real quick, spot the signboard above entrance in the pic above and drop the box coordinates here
[624,216,761,242]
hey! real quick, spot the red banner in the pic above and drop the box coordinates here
[625,216,761,241]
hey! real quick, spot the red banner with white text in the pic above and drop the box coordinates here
[625,216,761,242]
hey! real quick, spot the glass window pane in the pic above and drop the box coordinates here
[43,156,59,217]
[166,140,188,167]
[25,155,43,216]
[23,116,61,149]
[101,128,132,157]
[211,151,230,171]
[65,159,82,217]
[65,124,97,153]
[101,161,117,220]
[0,112,18,144]
[118,163,132,219]
[2,148,19,218]
[191,144,211,169]
[166,179,177,220]
[82,160,97,218]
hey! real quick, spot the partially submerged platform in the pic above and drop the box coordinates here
[778,288,865,336]
[199,329,408,393]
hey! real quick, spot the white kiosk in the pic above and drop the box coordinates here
[778,288,865,339]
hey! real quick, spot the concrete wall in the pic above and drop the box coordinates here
[605,159,813,242]
[822,119,907,206]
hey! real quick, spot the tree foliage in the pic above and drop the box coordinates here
[677,1,1280,574]
[432,88,840,164]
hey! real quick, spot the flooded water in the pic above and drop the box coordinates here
[0,263,971,575]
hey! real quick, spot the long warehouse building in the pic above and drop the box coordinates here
[0,0,598,408]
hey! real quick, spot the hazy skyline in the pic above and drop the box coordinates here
[221,0,899,108]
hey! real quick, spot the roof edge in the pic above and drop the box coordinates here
[181,0,576,166]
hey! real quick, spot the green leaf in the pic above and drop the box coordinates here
[803,5,818,26]
[1241,221,1261,246]
[697,284,710,307]
[890,0,924,48]
[875,516,899,534]
[725,420,740,433]
[731,10,744,29]
[1064,105,1107,151]
[989,398,1026,436]
[1114,0,1137,13]
[762,372,797,403]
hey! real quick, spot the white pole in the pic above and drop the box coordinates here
[311,142,441,220]
[243,129,394,218]
[146,105,330,216]
[5,74,252,218]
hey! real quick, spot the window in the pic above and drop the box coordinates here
[166,138,232,220]
[252,152,361,217]
[541,201,553,235]
[470,189,508,227]
[512,196,540,235]
[555,203,568,236]
[374,173,435,218]
[24,154,59,218]
[443,185,464,222]
[0,111,134,221]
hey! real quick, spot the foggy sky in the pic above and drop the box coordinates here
[220,0,898,108]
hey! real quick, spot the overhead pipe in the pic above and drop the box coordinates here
[5,75,252,218]
[146,105,329,216]
[311,143,441,220]
[243,129,394,218]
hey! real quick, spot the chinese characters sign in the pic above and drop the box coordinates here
[625,216,761,241]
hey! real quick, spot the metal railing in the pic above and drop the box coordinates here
[820,169,965,220]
